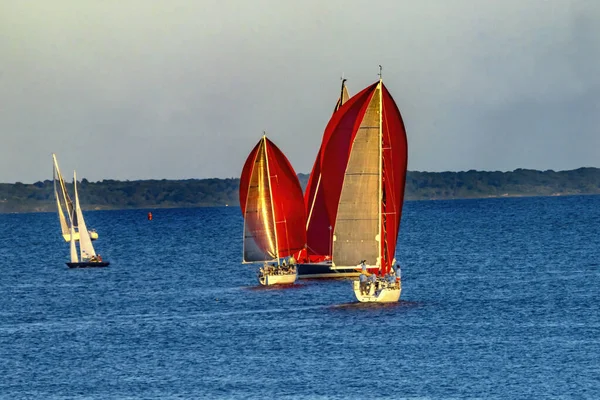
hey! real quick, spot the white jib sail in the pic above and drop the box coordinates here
[69,214,79,263]
[55,185,70,236]
[53,155,71,236]
[53,154,75,229]
[73,171,96,260]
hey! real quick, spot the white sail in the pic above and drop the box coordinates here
[69,215,78,263]
[55,185,70,236]
[73,171,96,260]
[53,154,73,236]
[332,83,382,267]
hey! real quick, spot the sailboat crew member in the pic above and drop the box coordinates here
[359,261,369,295]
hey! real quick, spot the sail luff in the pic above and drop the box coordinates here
[53,154,75,228]
[73,171,96,260]
[241,144,260,263]
[53,158,70,236]
[263,136,280,264]
[55,187,69,236]
[378,80,383,272]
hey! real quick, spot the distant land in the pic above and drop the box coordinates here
[1,168,599,213]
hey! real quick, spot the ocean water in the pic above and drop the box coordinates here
[1,195,599,399]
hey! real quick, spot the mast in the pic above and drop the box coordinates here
[53,154,57,193]
[378,67,383,273]
[338,77,347,112]
[263,133,280,265]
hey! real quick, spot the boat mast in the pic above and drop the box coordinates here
[338,75,347,111]
[378,66,383,273]
[52,154,56,192]
[263,133,280,265]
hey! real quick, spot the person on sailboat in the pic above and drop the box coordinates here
[359,260,369,295]
[368,271,377,292]
[386,269,396,284]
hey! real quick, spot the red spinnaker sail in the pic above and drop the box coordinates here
[302,81,351,261]
[319,81,408,275]
[240,136,306,262]
[380,84,408,275]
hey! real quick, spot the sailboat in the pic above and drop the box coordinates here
[52,154,98,242]
[240,134,306,285]
[296,78,360,278]
[66,171,109,268]
[318,69,408,302]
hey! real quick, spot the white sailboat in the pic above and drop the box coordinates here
[66,171,109,268]
[52,154,98,242]
[318,70,408,303]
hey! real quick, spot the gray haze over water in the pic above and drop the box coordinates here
[1,0,599,183]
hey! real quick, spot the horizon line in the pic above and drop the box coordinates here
[2,166,599,185]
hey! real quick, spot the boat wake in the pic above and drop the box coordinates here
[245,283,306,291]
[329,300,422,310]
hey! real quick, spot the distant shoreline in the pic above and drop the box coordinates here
[1,168,599,214]
[4,192,599,216]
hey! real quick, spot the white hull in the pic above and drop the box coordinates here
[258,268,297,286]
[353,280,401,303]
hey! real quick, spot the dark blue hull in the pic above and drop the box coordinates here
[66,261,110,268]
[296,263,360,279]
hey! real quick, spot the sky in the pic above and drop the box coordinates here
[1,0,599,183]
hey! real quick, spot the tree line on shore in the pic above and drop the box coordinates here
[1,168,598,213]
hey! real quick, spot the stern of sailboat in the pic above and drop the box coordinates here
[352,279,401,303]
[257,265,298,286]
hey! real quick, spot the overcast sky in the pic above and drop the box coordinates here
[1,0,599,183]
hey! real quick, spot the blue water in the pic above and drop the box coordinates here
[1,196,599,399]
